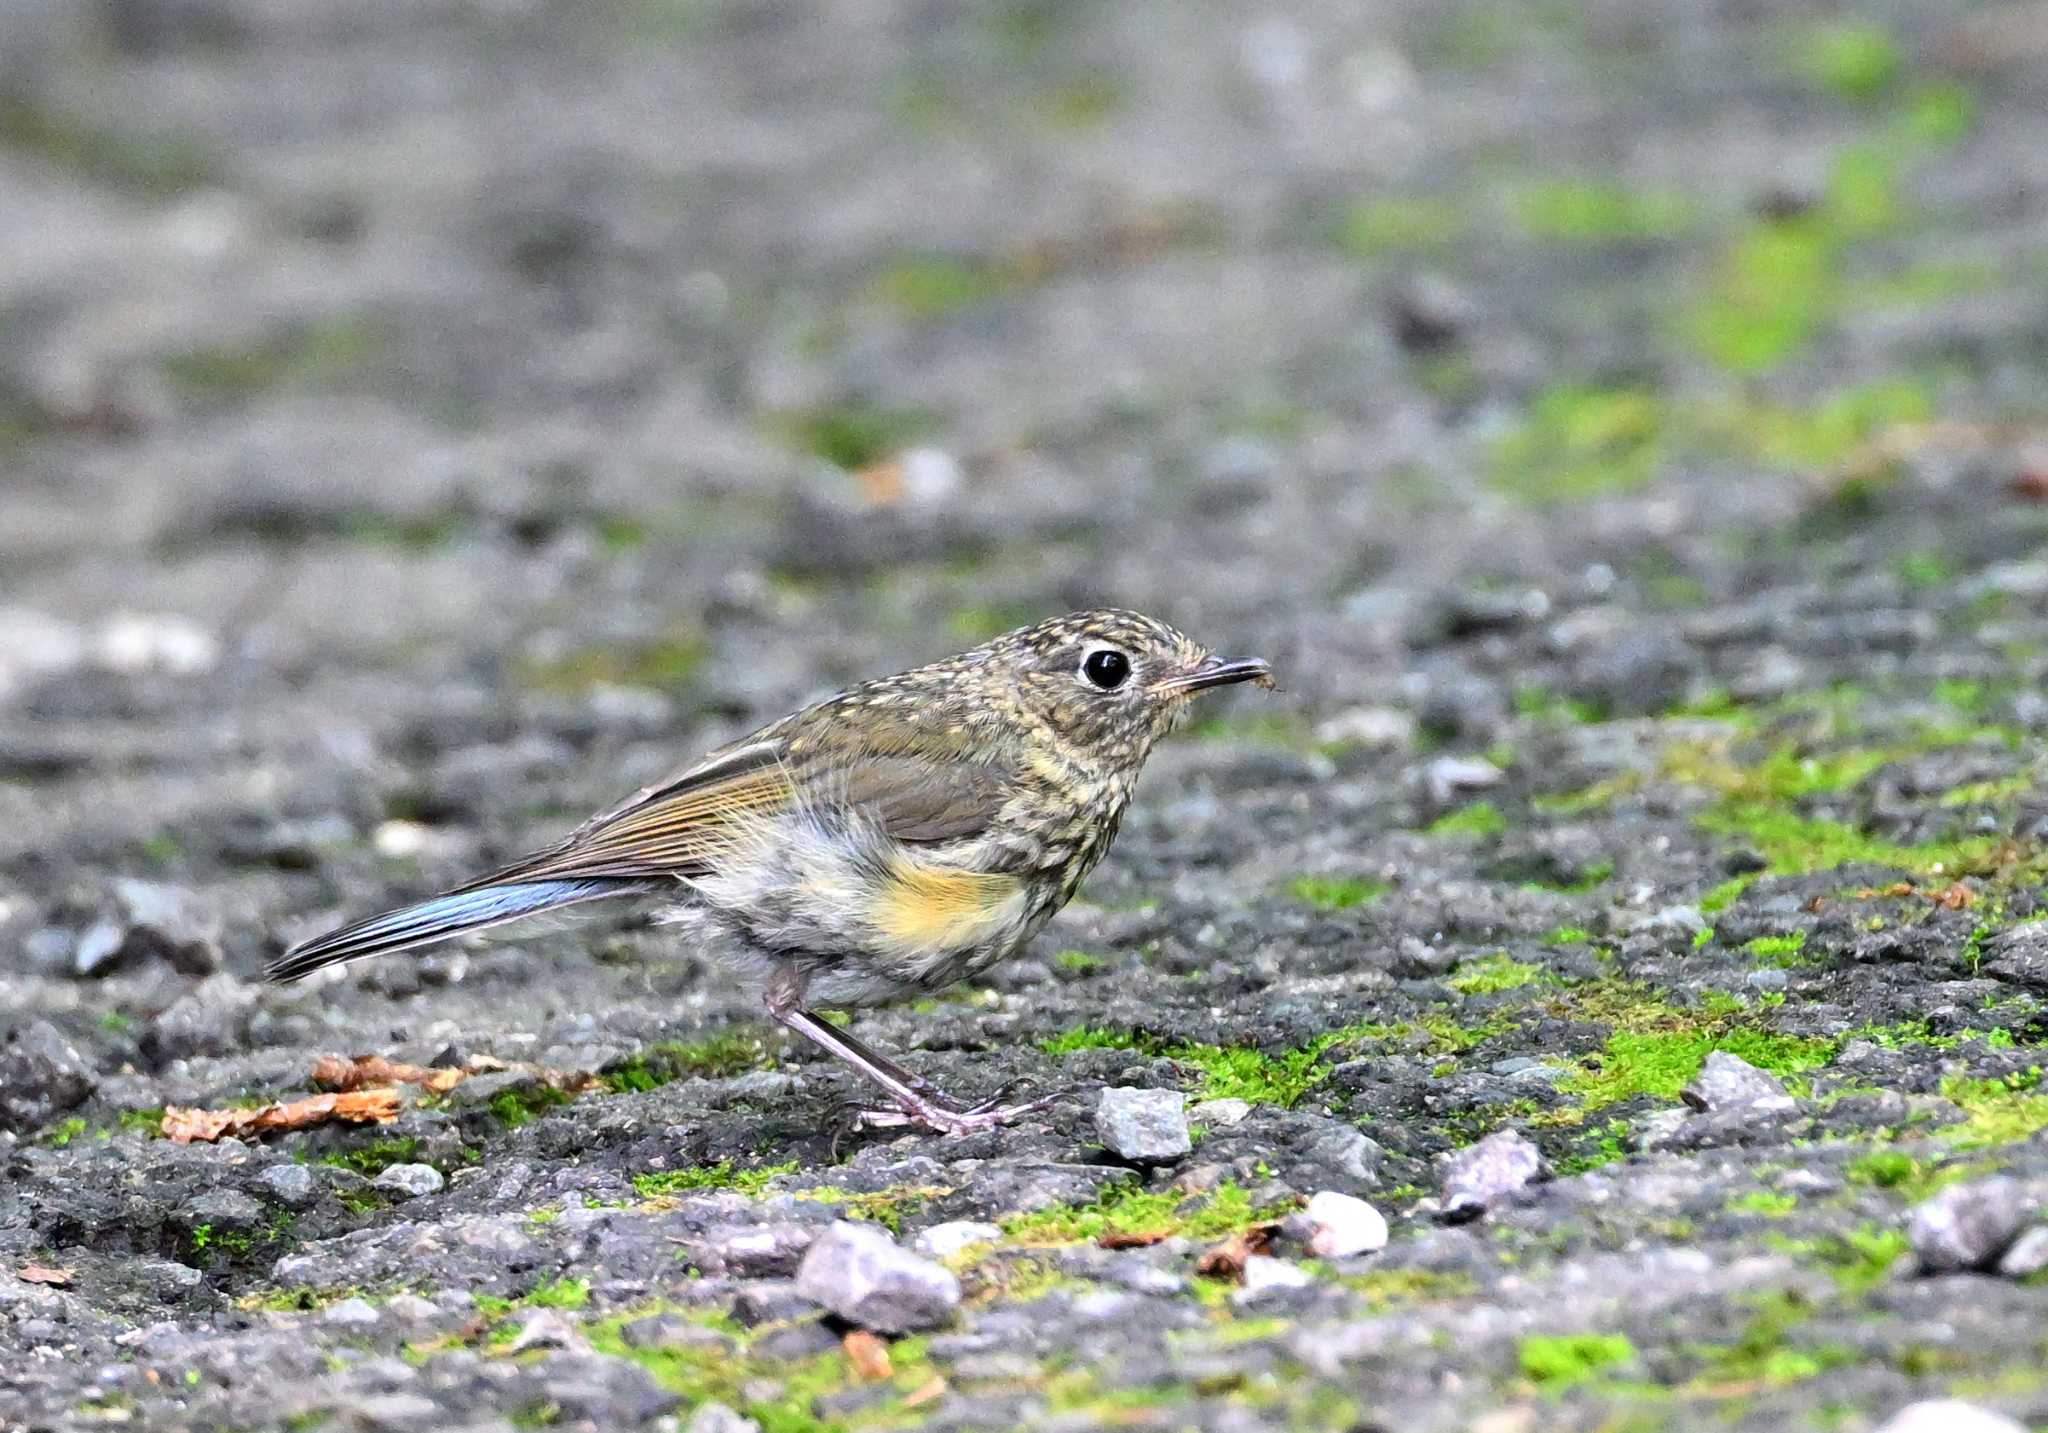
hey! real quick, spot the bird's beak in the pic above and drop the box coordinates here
[1156,654,1274,696]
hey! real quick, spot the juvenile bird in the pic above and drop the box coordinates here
[269,609,1273,1135]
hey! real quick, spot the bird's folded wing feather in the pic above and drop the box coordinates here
[452,733,1016,888]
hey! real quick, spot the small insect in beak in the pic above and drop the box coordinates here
[1154,654,1275,696]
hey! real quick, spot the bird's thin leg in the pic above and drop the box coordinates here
[810,1016,948,1100]
[764,1003,1054,1137]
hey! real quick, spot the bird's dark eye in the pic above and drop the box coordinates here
[1081,648,1130,690]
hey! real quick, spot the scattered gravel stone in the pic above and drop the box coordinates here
[320,1297,383,1329]
[1188,1098,1253,1128]
[794,1222,961,1334]
[1995,1225,2048,1279]
[1681,1051,1795,1112]
[1910,1178,2037,1273]
[504,1307,588,1353]
[1287,1191,1389,1258]
[0,1019,97,1134]
[909,1222,1002,1260]
[684,1406,762,1433]
[1095,1087,1192,1163]
[1424,755,1503,806]
[258,1163,319,1207]
[1631,905,1708,938]
[1441,1130,1542,1222]
[1877,1401,2026,1433]
[1235,1255,1314,1302]
[1572,629,1701,716]
[372,1164,446,1199]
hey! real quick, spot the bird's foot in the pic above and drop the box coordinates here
[851,1081,1061,1137]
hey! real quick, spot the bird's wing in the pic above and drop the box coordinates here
[456,730,1016,888]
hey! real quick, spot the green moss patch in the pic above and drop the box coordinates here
[633,1159,798,1200]
[1518,1332,1637,1389]
[1285,876,1389,912]
[1000,1180,1287,1247]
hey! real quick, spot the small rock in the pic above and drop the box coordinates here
[1235,1255,1313,1301]
[693,1223,816,1278]
[503,1307,587,1354]
[1095,1087,1192,1164]
[1995,1225,2048,1278]
[1441,1129,1542,1221]
[93,612,219,675]
[1572,629,1700,716]
[372,1164,445,1199]
[685,1404,763,1433]
[144,972,254,1062]
[1313,707,1414,751]
[258,1163,319,1208]
[1876,1400,2026,1433]
[1681,1051,1795,1113]
[910,1221,1001,1261]
[176,1189,265,1237]
[794,1222,961,1334]
[1910,1177,2035,1272]
[895,448,962,507]
[0,1019,96,1134]
[69,920,125,977]
[1292,1191,1388,1258]
[1424,755,1502,806]
[1188,1098,1253,1128]
[1631,904,1708,938]
[320,1297,382,1329]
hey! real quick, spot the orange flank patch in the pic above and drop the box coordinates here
[869,859,1022,951]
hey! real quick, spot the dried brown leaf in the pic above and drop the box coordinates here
[900,1376,947,1409]
[311,1054,468,1095]
[1097,1229,1170,1250]
[162,1089,402,1144]
[1194,1222,1279,1281]
[1930,882,1977,911]
[18,1264,73,1286]
[843,1329,893,1381]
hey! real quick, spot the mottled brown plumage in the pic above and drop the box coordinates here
[270,609,1272,1134]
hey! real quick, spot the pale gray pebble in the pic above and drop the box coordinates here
[684,1405,763,1433]
[1188,1097,1252,1127]
[319,1297,383,1329]
[1877,1400,2026,1433]
[1681,1050,1795,1112]
[1441,1129,1543,1221]
[258,1162,319,1207]
[1287,1190,1389,1258]
[1995,1224,2048,1278]
[1910,1177,2036,1273]
[1234,1255,1313,1303]
[372,1163,446,1199]
[910,1221,1002,1260]
[1094,1086,1192,1163]
[793,1221,961,1333]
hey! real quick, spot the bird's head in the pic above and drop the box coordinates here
[971,608,1274,769]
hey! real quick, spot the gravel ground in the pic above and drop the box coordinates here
[6,2,2048,1430]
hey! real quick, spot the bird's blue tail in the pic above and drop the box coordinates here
[267,878,645,983]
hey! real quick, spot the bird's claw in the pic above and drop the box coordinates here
[851,1084,1061,1137]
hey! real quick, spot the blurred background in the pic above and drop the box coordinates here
[3,0,2048,948]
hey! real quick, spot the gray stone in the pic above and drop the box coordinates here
[691,1222,816,1278]
[1234,1254,1313,1303]
[1095,1086,1192,1163]
[1572,628,1700,716]
[1188,1097,1252,1128]
[372,1164,445,1199]
[1681,1051,1795,1113]
[319,1297,383,1329]
[684,1406,762,1433]
[794,1221,961,1333]
[909,1221,1001,1260]
[1995,1225,2048,1278]
[0,1019,96,1134]
[1877,1401,2026,1433]
[1441,1129,1542,1221]
[1290,1191,1389,1258]
[258,1162,319,1207]
[144,972,256,1062]
[1910,1177,2035,1272]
